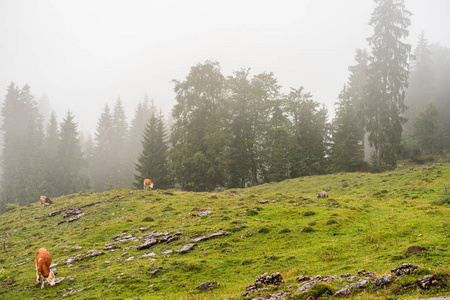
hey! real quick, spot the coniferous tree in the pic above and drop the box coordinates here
[134,106,170,189]
[170,61,228,191]
[0,83,45,211]
[330,86,364,172]
[111,98,128,188]
[365,0,411,169]
[91,104,114,191]
[412,103,445,154]
[124,96,151,187]
[43,111,60,197]
[56,111,91,195]
[285,87,328,177]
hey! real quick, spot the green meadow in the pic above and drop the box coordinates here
[0,162,449,299]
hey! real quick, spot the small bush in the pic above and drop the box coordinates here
[162,206,175,212]
[306,283,333,298]
[303,211,316,217]
[279,228,291,234]
[308,221,316,226]
[258,227,270,234]
[326,219,338,225]
[434,185,450,205]
[302,226,314,233]
[5,203,19,212]
[241,259,254,265]
[142,217,154,222]
[246,209,258,216]
[413,267,432,276]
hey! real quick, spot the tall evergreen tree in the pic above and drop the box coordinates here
[56,111,91,195]
[366,0,411,169]
[43,111,60,197]
[124,95,151,188]
[412,103,445,154]
[285,87,328,177]
[91,104,114,191]
[330,86,364,172]
[111,98,128,188]
[170,61,228,191]
[134,106,170,189]
[0,83,45,211]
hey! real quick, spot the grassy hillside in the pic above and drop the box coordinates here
[0,162,449,299]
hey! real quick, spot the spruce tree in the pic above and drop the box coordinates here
[412,103,445,154]
[366,0,411,169]
[330,86,364,172]
[0,83,45,211]
[91,104,114,192]
[56,111,91,195]
[111,98,128,188]
[134,107,170,189]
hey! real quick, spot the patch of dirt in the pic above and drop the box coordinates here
[407,246,428,255]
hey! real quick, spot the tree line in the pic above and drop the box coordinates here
[1,0,449,212]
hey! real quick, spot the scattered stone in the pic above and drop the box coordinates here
[348,277,373,289]
[126,256,134,261]
[148,269,160,275]
[192,236,209,242]
[195,281,220,291]
[242,272,284,297]
[417,275,440,290]
[191,231,229,243]
[372,273,394,290]
[108,281,117,288]
[112,234,137,243]
[334,287,351,298]
[138,227,148,232]
[61,250,104,265]
[63,209,82,218]
[296,275,310,282]
[136,238,158,250]
[174,243,197,254]
[391,263,419,276]
[161,249,172,255]
[103,244,121,251]
[48,210,63,217]
[68,213,85,223]
[258,199,269,204]
[340,273,352,278]
[198,210,211,217]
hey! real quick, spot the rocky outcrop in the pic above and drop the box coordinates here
[372,273,393,290]
[241,272,284,297]
[391,263,419,276]
[174,243,197,254]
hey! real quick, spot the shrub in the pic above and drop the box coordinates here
[326,219,338,225]
[434,185,450,205]
[142,217,154,222]
[258,227,270,234]
[303,211,316,217]
[306,283,333,298]
[5,203,19,212]
[302,226,314,233]
[246,209,258,216]
[279,228,291,234]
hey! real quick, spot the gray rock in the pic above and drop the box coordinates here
[348,277,372,289]
[103,244,120,251]
[334,287,351,298]
[136,238,158,250]
[198,210,211,217]
[174,243,197,254]
[317,191,328,198]
[372,273,394,290]
[296,275,310,282]
[391,263,420,276]
[417,275,440,290]
[195,281,220,291]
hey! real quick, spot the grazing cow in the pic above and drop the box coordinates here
[143,179,154,190]
[317,191,328,199]
[35,248,57,289]
[40,196,52,209]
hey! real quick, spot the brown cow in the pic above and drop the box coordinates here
[40,196,52,209]
[35,248,57,289]
[143,179,154,190]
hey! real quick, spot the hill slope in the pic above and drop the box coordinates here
[0,163,449,299]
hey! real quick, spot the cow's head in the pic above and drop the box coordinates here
[46,271,57,286]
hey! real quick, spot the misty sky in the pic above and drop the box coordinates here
[1,0,449,133]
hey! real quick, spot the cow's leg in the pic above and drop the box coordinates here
[35,263,40,284]
[41,278,45,289]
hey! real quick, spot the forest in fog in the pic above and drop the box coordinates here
[1,0,449,213]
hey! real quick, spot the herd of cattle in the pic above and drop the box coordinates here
[35,179,326,289]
